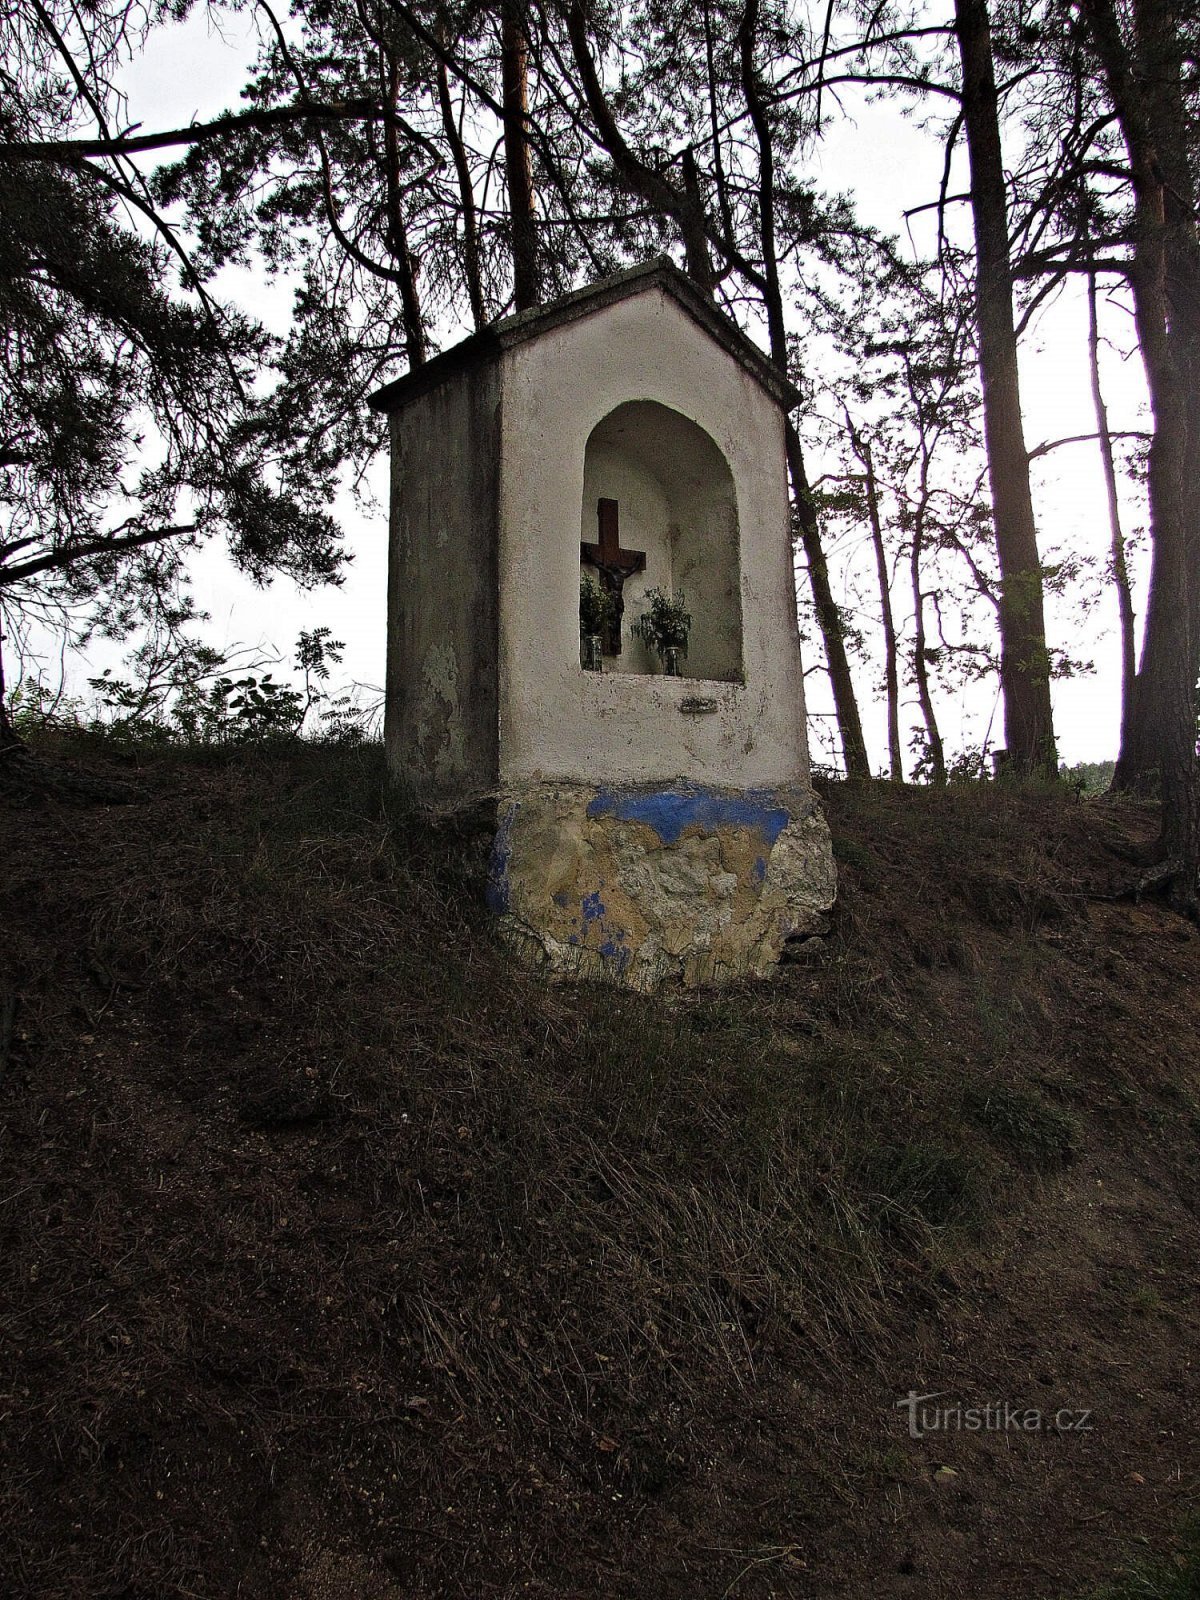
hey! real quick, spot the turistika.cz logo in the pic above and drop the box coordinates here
[896,1391,1094,1439]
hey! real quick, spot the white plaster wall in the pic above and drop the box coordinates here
[497,287,810,789]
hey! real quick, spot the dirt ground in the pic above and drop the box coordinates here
[1,746,1197,1598]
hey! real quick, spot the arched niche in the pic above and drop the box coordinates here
[580,400,743,682]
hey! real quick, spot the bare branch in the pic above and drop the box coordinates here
[1027,429,1149,461]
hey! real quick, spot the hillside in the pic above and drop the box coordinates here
[1,744,1198,1599]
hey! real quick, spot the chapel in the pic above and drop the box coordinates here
[369,257,836,988]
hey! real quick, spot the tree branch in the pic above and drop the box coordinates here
[1,524,198,587]
[1027,429,1149,461]
[0,98,440,164]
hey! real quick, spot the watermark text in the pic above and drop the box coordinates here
[896,1391,1093,1439]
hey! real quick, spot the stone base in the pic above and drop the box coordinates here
[486,780,836,991]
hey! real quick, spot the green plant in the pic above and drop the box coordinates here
[7,677,87,737]
[579,575,612,636]
[947,747,993,783]
[965,1082,1077,1169]
[1060,760,1117,797]
[1081,1516,1200,1598]
[832,836,879,874]
[634,587,692,662]
[1129,1284,1165,1317]
[80,627,359,747]
[174,671,304,743]
[863,1143,982,1233]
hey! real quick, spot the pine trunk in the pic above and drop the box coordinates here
[501,0,538,311]
[910,477,947,786]
[436,55,485,329]
[786,423,871,779]
[384,53,425,366]
[0,623,12,747]
[855,431,903,780]
[1087,273,1138,780]
[954,0,1057,777]
[1080,0,1200,900]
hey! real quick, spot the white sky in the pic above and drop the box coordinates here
[36,6,1151,769]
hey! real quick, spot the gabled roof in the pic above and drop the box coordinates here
[367,256,799,415]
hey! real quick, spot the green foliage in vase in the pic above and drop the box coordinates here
[634,588,692,662]
[579,575,612,637]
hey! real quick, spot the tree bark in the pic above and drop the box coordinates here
[910,460,947,785]
[383,50,425,365]
[1087,270,1137,773]
[1079,0,1200,901]
[786,424,871,778]
[737,0,869,776]
[849,426,903,780]
[954,0,1057,777]
[501,0,539,310]
[0,616,13,747]
[436,55,485,329]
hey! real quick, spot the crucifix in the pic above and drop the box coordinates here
[580,498,645,655]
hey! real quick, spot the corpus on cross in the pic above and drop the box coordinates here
[581,498,646,655]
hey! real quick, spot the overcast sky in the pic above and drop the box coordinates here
[50,6,1151,769]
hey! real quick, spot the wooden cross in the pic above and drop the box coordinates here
[581,498,645,655]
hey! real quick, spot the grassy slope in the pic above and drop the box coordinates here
[1,744,1198,1599]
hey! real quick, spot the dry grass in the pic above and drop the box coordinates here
[1,743,1196,1598]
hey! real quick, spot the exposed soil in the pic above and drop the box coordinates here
[1,746,1197,1598]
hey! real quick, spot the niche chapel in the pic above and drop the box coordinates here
[369,258,836,988]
